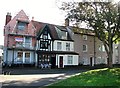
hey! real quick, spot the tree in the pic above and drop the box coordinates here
[60,1,120,68]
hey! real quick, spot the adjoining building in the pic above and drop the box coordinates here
[32,21,79,68]
[72,27,107,66]
[3,10,120,68]
[4,10,36,67]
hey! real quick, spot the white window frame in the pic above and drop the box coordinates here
[67,56,73,64]
[25,52,31,63]
[66,43,70,51]
[57,42,62,51]
[17,51,23,63]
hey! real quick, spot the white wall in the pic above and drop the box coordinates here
[113,43,119,64]
[56,54,78,68]
[54,40,74,51]
[64,55,78,65]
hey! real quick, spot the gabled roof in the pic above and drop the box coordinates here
[5,10,29,29]
[32,21,58,40]
[32,21,73,41]
[4,10,36,36]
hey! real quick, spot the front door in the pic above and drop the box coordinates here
[17,51,23,64]
[59,56,63,68]
[25,52,30,63]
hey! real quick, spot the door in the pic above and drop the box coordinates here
[59,56,63,68]
[17,51,23,64]
[25,52,30,63]
[51,55,56,68]
[90,57,92,66]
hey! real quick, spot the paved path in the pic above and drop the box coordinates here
[1,68,87,88]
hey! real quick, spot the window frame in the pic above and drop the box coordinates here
[57,42,62,51]
[17,21,27,30]
[66,43,70,51]
[83,45,87,52]
[17,51,23,58]
[67,56,73,64]
[25,52,30,58]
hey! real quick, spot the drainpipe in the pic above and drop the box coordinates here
[94,36,96,66]
[12,45,15,65]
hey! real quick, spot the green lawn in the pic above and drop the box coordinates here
[44,68,120,88]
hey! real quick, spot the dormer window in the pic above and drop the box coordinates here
[17,21,27,30]
[55,26,67,40]
[61,31,67,39]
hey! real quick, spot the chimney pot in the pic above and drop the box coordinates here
[7,12,11,16]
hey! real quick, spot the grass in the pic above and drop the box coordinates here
[44,68,120,88]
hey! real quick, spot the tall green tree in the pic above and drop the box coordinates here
[61,1,120,67]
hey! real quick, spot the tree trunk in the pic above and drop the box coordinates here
[107,42,113,68]
[107,52,113,68]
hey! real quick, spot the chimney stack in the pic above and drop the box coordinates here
[5,12,12,25]
[65,18,69,26]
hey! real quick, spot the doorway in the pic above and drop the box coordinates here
[59,56,63,68]
[90,57,93,66]
[51,55,56,68]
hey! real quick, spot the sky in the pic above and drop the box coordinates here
[0,0,68,45]
[0,0,120,46]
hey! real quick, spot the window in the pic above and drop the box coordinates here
[44,29,48,35]
[83,35,87,40]
[25,37,31,47]
[67,56,73,64]
[25,52,30,58]
[17,52,23,57]
[57,42,62,50]
[17,51,23,62]
[25,37,31,43]
[55,26,67,39]
[61,31,67,39]
[66,43,70,51]
[83,45,87,52]
[43,35,48,39]
[16,42,23,47]
[25,52,30,63]
[17,22,26,30]
[99,44,105,52]
[15,37,24,47]
[40,41,48,49]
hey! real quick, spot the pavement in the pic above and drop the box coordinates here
[0,67,88,88]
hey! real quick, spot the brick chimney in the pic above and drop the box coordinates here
[5,12,12,25]
[65,18,69,26]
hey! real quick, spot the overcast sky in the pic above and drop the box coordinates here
[0,0,119,45]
